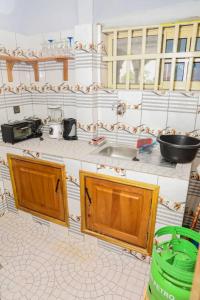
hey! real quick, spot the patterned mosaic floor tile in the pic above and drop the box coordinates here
[0,212,149,300]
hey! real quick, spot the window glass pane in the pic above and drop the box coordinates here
[116,61,127,84]
[131,36,142,54]
[163,63,171,81]
[144,60,156,84]
[195,37,200,51]
[178,38,187,52]
[146,35,158,53]
[192,62,200,81]
[165,39,174,53]
[117,38,127,55]
[175,62,185,81]
[130,60,141,84]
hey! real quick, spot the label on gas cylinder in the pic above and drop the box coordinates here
[150,274,175,300]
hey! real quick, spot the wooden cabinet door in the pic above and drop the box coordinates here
[81,171,159,254]
[8,155,68,225]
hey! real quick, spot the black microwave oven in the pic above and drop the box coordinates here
[1,118,42,144]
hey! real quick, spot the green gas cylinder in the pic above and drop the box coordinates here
[147,226,200,300]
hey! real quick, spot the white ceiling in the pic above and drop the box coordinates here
[0,0,199,35]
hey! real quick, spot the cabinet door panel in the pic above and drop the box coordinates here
[85,177,152,248]
[11,157,66,222]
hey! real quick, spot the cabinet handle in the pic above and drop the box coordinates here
[85,187,92,204]
[55,179,60,192]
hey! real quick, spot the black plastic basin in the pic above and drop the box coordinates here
[157,135,200,163]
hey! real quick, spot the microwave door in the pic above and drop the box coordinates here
[14,126,32,140]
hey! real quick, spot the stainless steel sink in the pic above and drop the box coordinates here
[93,144,138,161]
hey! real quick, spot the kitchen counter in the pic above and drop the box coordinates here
[0,135,192,180]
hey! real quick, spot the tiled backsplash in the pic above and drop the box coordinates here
[1,87,199,140]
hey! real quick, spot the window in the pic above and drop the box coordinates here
[144,60,156,84]
[130,60,141,84]
[192,62,200,81]
[165,39,174,53]
[146,35,158,53]
[116,61,127,84]
[175,62,185,81]
[163,63,171,81]
[178,38,187,52]
[131,36,142,54]
[117,38,127,55]
[195,37,200,51]
[105,21,200,90]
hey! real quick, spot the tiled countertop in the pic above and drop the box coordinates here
[0,135,192,180]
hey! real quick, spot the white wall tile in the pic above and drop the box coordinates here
[76,107,94,123]
[39,69,46,83]
[0,107,8,125]
[18,67,31,85]
[0,62,9,83]
[118,90,143,103]
[126,170,158,185]
[32,103,48,119]
[6,104,33,121]
[68,198,81,216]
[158,176,189,204]
[118,109,141,128]
[63,106,76,119]
[45,69,63,84]
[81,162,97,172]
[100,66,108,87]
[75,68,93,85]
[64,158,81,180]
[167,112,195,133]
[12,68,21,85]
[98,107,117,123]
[141,110,167,131]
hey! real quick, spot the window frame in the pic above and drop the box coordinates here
[103,20,200,91]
